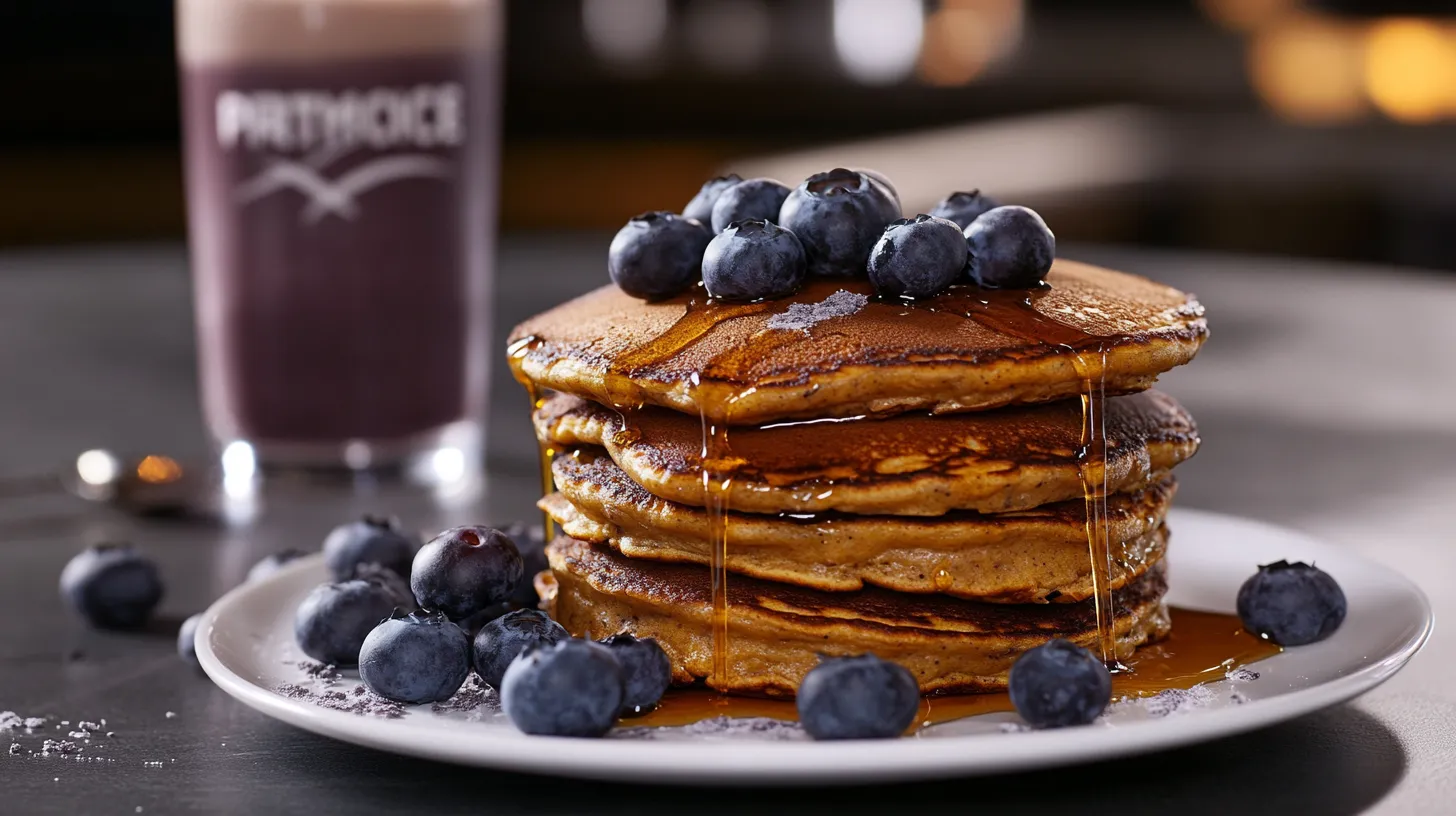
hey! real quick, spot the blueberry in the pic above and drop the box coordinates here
[964,205,1056,289]
[501,639,625,737]
[322,516,418,583]
[855,168,902,216]
[868,214,968,299]
[778,168,900,277]
[358,610,472,704]
[702,219,807,302]
[293,578,399,667]
[350,563,418,613]
[710,178,792,232]
[410,526,523,621]
[598,633,672,714]
[246,549,307,584]
[178,613,202,667]
[796,654,919,740]
[1237,560,1347,646]
[928,189,999,230]
[473,608,568,689]
[682,174,742,224]
[1008,639,1111,728]
[608,212,712,300]
[500,522,548,609]
[59,543,164,630]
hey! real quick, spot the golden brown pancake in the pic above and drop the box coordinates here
[509,261,1206,424]
[542,536,1171,696]
[542,448,1173,603]
[535,389,1197,516]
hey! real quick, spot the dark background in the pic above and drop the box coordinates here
[6,0,1456,269]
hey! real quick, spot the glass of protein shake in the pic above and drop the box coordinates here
[176,0,501,487]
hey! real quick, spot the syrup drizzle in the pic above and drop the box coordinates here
[507,336,557,541]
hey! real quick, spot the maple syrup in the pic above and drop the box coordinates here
[629,607,1281,731]
[507,336,558,541]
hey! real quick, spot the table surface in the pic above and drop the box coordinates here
[1,239,1453,815]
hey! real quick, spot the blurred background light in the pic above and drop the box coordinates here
[1363,18,1456,124]
[833,0,924,85]
[917,0,1024,88]
[685,0,772,75]
[1200,0,1301,32]
[583,0,671,69]
[1249,15,1367,124]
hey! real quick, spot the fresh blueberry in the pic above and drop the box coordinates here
[964,205,1056,289]
[358,610,472,704]
[608,212,713,300]
[473,608,569,689]
[293,578,399,667]
[710,178,792,233]
[598,633,672,714]
[929,189,999,230]
[855,168,902,216]
[1008,639,1111,728]
[178,613,202,667]
[1237,561,1347,646]
[322,516,418,583]
[682,174,742,224]
[410,526,523,621]
[501,639,625,737]
[501,522,548,609]
[246,549,307,584]
[778,168,900,277]
[702,219,807,302]
[796,654,919,740]
[59,543,164,630]
[868,214,968,299]
[350,563,418,613]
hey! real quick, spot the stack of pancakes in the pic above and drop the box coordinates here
[510,260,1207,697]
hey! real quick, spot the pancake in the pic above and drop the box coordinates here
[508,260,1207,424]
[535,389,1197,516]
[542,536,1171,696]
[542,448,1173,603]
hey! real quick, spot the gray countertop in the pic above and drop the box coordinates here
[0,239,1452,814]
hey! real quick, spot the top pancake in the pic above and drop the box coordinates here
[509,260,1207,424]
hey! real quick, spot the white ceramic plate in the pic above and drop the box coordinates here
[196,508,1431,785]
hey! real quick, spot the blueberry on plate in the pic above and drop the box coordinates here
[59,543,165,630]
[796,654,919,740]
[1008,639,1111,728]
[322,516,418,583]
[608,212,713,300]
[964,205,1056,289]
[350,562,418,613]
[868,214,968,299]
[854,168,902,216]
[682,174,743,224]
[598,633,672,714]
[501,639,625,737]
[702,219,807,302]
[246,549,307,584]
[473,608,569,689]
[778,168,900,277]
[928,189,999,230]
[178,612,203,667]
[293,578,400,667]
[358,610,472,704]
[410,526,523,621]
[710,178,792,233]
[1237,560,1346,646]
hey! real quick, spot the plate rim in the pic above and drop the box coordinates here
[195,508,1433,785]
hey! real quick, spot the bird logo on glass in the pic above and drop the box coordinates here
[217,83,463,224]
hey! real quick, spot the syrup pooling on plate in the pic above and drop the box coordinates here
[628,608,1282,731]
[508,336,558,541]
